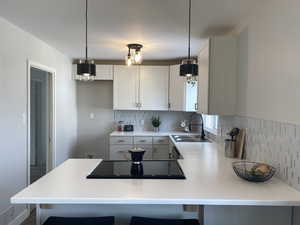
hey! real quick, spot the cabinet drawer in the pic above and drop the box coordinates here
[110,145,132,160]
[134,136,153,145]
[110,136,133,145]
[135,145,153,160]
[153,137,169,145]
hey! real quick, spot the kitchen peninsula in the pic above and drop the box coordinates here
[11,135,300,225]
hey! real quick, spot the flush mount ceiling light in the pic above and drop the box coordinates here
[180,0,198,84]
[77,0,96,81]
[125,43,143,66]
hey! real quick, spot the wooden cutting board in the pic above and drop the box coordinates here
[235,129,246,159]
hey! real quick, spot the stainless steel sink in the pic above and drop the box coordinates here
[172,135,211,143]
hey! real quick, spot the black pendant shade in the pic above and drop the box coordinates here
[180,62,198,77]
[77,61,96,76]
[180,0,198,78]
[77,0,96,79]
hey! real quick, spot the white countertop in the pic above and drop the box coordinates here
[110,131,197,137]
[11,136,300,206]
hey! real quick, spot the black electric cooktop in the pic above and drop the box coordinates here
[87,160,186,179]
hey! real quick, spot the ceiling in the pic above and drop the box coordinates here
[0,0,261,60]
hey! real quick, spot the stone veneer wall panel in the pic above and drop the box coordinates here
[204,114,300,191]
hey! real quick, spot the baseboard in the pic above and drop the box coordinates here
[8,209,29,225]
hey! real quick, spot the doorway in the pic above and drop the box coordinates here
[27,61,56,185]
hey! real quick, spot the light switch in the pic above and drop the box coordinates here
[22,112,26,125]
[89,113,95,120]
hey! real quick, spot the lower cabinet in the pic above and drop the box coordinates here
[153,145,170,160]
[135,145,153,160]
[110,145,132,160]
[109,136,171,160]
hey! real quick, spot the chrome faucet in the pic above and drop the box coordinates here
[188,113,206,139]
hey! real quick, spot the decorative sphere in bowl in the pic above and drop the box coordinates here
[232,161,276,182]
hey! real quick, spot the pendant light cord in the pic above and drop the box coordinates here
[85,0,88,61]
[188,0,191,59]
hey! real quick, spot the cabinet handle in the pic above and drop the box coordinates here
[139,140,146,143]
[118,140,125,143]
[195,103,198,110]
[168,103,171,109]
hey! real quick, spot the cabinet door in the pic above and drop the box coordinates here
[95,65,113,80]
[197,41,210,114]
[153,145,170,160]
[113,65,139,110]
[209,36,237,115]
[110,145,132,160]
[135,145,153,160]
[169,65,185,111]
[139,66,169,111]
[185,81,198,112]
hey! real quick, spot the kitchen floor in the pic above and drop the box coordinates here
[21,210,35,225]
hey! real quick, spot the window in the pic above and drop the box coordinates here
[203,115,219,134]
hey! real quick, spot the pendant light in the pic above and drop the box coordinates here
[125,44,143,66]
[77,0,96,81]
[180,0,198,83]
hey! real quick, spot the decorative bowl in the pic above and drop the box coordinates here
[232,161,276,182]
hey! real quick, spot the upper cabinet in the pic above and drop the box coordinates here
[139,66,169,111]
[113,65,169,111]
[169,64,198,112]
[197,36,237,115]
[113,65,139,110]
[73,64,113,80]
[96,65,113,80]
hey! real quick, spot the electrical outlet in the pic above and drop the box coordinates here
[89,113,95,120]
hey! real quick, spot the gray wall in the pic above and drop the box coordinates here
[75,81,194,159]
[0,17,77,224]
[76,81,114,159]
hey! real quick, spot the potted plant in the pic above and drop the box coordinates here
[151,116,161,132]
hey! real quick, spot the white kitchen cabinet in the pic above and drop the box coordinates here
[109,136,170,160]
[113,65,139,110]
[198,36,237,115]
[153,145,170,160]
[139,66,169,111]
[110,145,132,160]
[185,82,198,112]
[169,65,185,111]
[169,64,198,112]
[72,64,113,80]
[96,65,113,80]
[134,145,153,160]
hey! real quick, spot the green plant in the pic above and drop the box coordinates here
[151,116,161,128]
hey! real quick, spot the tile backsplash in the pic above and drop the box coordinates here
[114,111,193,132]
[206,115,300,191]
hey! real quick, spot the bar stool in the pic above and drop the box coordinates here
[129,216,200,225]
[43,216,115,225]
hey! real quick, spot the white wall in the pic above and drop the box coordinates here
[0,17,77,223]
[235,0,300,125]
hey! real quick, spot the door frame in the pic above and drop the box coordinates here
[26,60,56,188]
